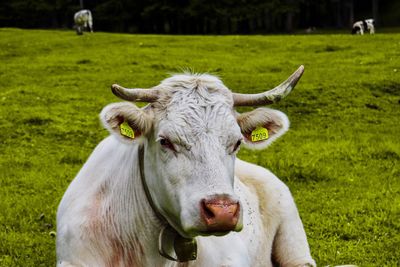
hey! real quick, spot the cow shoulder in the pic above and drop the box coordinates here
[235,158,294,224]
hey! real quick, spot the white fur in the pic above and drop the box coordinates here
[57,73,315,266]
[352,19,375,35]
[74,9,93,33]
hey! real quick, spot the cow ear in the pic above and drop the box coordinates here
[236,108,289,150]
[100,102,153,143]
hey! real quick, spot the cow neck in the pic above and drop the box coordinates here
[138,144,197,262]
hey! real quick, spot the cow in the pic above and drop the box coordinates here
[56,66,316,267]
[352,19,375,35]
[74,9,93,35]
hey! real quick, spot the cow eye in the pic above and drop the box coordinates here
[160,138,176,151]
[233,139,242,152]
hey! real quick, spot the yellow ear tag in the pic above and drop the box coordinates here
[251,127,269,142]
[120,121,135,139]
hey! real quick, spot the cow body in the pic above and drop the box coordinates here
[57,70,315,267]
[352,19,375,35]
[74,9,93,35]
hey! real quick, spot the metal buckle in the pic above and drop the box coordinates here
[158,225,197,262]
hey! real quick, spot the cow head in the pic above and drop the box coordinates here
[100,66,304,238]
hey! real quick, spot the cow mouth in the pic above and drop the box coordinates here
[178,221,243,238]
[181,227,237,238]
[199,229,233,236]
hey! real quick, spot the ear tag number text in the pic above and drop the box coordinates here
[120,121,135,139]
[251,127,269,142]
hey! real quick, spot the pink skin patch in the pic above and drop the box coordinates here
[86,187,144,267]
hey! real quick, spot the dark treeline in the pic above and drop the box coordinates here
[0,0,399,34]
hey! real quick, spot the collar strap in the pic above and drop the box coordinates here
[138,145,166,223]
[138,145,197,262]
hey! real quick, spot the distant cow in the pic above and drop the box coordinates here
[352,19,375,35]
[57,66,316,266]
[74,9,93,35]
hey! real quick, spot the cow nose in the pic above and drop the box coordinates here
[200,198,240,232]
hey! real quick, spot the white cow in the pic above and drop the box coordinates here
[57,66,316,267]
[352,19,375,35]
[74,9,93,35]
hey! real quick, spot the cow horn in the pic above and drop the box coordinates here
[232,65,304,106]
[111,84,159,102]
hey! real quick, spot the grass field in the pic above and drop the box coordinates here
[0,28,399,266]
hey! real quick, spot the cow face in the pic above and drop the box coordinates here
[101,73,294,238]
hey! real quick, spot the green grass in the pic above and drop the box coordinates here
[1,28,399,266]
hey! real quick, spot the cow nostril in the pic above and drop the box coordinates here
[201,200,215,220]
[232,203,239,217]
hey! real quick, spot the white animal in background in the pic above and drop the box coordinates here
[352,18,375,35]
[305,26,317,34]
[74,9,93,35]
[56,66,316,267]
